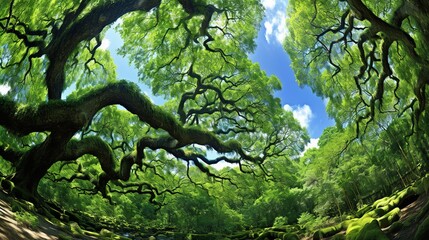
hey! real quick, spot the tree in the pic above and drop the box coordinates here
[299,123,421,217]
[285,0,429,135]
[0,0,308,206]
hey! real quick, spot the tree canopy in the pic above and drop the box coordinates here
[0,0,308,205]
[3,0,429,239]
[285,0,429,135]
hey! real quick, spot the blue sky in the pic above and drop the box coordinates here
[0,0,334,154]
[99,0,334,149]
[255,0,334,146]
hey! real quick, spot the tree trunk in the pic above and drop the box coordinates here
[11,160,51,201]
[9,132,73,202]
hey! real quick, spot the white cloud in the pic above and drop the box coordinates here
[263,1,288,45]
[300,138,319,156]
[100,38,111,50]
[0,84,11,95]
[283,104,313,128]
[306,138,319,150]
[213,161,237,170]
[264,21,273,42]
[274,11,287,44]
[262,0,276,10]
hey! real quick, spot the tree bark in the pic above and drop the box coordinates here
[10,132,74,201]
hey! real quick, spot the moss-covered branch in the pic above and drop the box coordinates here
[0,144,23,164]
[44,0,162,99]
[1,81,267,166]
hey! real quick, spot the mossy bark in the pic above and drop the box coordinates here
[9,132,73,201]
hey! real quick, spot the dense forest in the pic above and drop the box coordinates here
[1,0,429,239]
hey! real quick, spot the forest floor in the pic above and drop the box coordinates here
[0,190,96,240]
[386,192,429,239]
[0,191,64,239]
[0,188,429,240]
[318,191,429,240]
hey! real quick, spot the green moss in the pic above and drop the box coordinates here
[15,210,39,229]
[58,233,73,240]
[99,228,129,239]
[9,199,36,213]
[396,187,419,208]
[0,178,15,193]
[10,201,22,212]
[356,220,389,240]
[388,221,403,233]
[332,234,346,240]
[362,210,378,218]
[99,229,115,239]
[282,232,299,240]
[346,217,387,240]
[82,230,100,237]
[341,219,354,229]
[345,218,388,240]
[48,217,66,228]
[229,231,252,240]
[377,207,400,228]
[356,204,371,218]
[374,205,390,217]
[313,223,343,240]
[70,222,84,236]
[415,215,429,240]
[345,217,372,237]
[322,224,342,235]
[373,197,390,208]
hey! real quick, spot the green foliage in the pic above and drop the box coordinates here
[273,216,288,227]
[297,212,329,232]
[285,0,429,130]
[297,212,316,231]
[2,0,429,238]
[15,210,39,229]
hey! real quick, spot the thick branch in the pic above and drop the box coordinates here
[346,0,417,56]
[0,82,229,152]
[0,144,23,164]
[0,97,89,135]
[60,137,116,178]
[45,0,162,99]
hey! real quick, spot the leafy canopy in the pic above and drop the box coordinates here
[0,0,308,205]
[285,0,429,135]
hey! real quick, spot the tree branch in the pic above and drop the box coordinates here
[0,144,23,164]
[45,0,162,99]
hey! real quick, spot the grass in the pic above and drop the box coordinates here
[15,210,39,229]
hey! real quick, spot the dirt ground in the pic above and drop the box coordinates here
[0,197,61,239]
[0,190,80,240]
[387,193,429,239]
